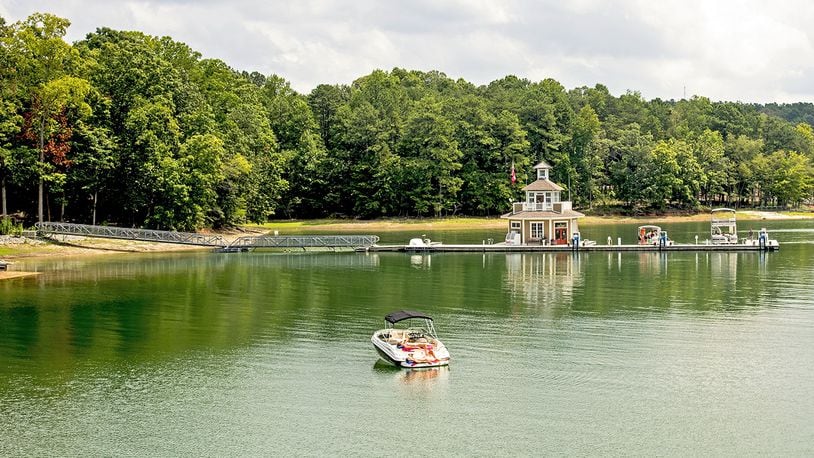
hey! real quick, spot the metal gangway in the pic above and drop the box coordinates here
[226,234,379,251]
[34,222,380,251]
[35,222,226,247]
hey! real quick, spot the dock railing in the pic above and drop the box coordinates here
[227,234,379,249]
[35,222,226,246]
[35,222,380,250]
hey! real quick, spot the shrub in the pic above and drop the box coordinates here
[0,216,23,236]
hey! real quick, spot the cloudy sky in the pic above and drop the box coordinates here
[2,0,813,102]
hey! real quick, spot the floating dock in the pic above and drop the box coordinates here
[363,243,778,253]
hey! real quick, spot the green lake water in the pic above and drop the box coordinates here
[1,220,813,455]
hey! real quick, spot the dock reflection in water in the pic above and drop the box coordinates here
[503,253,583,307]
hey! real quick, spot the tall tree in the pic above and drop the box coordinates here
[399,96,462,216]
[10,13,91,223]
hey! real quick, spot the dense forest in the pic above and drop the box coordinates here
[1,13,812,230]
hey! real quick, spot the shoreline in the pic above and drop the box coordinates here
[0,210,810,263]
[251,210,811,232]
[0,271,41,280]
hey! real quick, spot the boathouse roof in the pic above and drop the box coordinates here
[501,209,585,219]
[522,180,564,192]
[533,160,553,169]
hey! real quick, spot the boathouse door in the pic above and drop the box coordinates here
[554,221,568,244]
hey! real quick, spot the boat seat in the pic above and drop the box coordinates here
[386,329,407,345]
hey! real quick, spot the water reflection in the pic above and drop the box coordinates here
[503,253,583,306]
[6,252,381,286]
[372,360,450,395]
[635,252,670,275]
[409,254,432,269]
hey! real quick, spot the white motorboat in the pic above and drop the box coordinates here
[406,235,442,251]
[637,225,673,246]
[371,310,450,368]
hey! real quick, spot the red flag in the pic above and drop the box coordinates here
[510,161,516,184]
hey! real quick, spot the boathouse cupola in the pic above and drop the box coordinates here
[534,160,552,180]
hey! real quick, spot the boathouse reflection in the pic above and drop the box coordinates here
[503,253,583,306]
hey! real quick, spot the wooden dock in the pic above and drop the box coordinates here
[363,243,778,253]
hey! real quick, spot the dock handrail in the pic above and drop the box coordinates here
[35,222,226,246]
[227,234,379,249]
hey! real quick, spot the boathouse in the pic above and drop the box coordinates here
[501,160,584,245]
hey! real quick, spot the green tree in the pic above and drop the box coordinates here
[454,98,529,215]
[68,122,116,224]
[669,96,713,138]
[646,140,682,208]
[10,13,91,223]
[724,134,764,205]
[399,97,462,216]
[308,84,349,152]
[0,17,24,215]
[606,123,654,209]
[570,105,602,207]
[692,129,728,204]
[763,150,813,206]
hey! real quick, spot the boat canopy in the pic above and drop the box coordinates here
[385,310,434,324]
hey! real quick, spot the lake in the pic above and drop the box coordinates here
[1,220,813,455]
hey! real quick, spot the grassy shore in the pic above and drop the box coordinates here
[248,210,812,232]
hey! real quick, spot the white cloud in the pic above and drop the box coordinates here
[2,0,814,102]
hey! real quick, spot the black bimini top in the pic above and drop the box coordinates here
[385,310,433,324]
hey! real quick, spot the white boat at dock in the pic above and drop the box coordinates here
[637,225,673,246]
[709,208,778,248]
[405,236,442,251]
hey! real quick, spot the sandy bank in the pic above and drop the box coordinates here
[0,271,41,281]
[254,210,812,232]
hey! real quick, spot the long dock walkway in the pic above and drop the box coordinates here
[364,242,778,253]
[225,235,379,251]
[35,222,379,250]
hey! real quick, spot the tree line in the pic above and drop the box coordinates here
[1,13,812,230]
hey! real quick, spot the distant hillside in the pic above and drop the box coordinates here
[756,103,814,126]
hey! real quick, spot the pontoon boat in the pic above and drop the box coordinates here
[371,311,450,368]
[711,208,738,244]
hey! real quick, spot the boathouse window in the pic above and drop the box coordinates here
[530,222,545,240]
[510,221,521,231]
